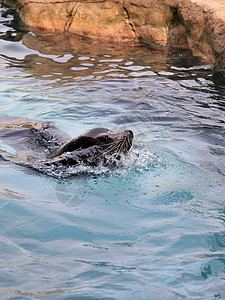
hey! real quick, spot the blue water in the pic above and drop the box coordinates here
[0,5,225,300]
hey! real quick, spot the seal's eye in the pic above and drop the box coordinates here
[100,135,109,142]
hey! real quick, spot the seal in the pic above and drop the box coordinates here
[0,115,134,171]
[44,127,134,167]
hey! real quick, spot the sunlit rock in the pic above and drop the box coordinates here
[4,0,225,72]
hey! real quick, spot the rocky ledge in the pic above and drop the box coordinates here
[4,0,225,72]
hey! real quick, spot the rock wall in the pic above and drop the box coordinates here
[4,0,225,71]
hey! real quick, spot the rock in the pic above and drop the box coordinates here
[4,0,225,72]
[177,0,225,69]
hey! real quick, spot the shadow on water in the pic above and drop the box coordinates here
[2,31,207,80]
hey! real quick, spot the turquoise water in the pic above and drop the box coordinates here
[0,5,225,300]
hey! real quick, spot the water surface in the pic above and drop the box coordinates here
[0,5,225,300]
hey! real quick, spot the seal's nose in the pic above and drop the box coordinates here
[124,130,134,138]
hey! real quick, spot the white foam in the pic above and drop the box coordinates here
[31,146,162,178]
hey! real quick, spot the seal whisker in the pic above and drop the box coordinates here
[104,143,117,153]
[117,140,124,153]
[119,137,127,153]
[104,139,122,153]
[126,138,132,149]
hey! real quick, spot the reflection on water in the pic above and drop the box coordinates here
[0,5,225,300]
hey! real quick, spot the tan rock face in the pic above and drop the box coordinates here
[67,1,134,41]
[123,0,174,45]
[4,0,225,71]
[15,0,138,42]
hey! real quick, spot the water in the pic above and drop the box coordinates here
[0,4,225,300]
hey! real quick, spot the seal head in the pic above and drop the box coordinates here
[46,127,133,167]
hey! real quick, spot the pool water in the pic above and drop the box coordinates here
[0,5,225,300]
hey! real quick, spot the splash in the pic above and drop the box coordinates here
[29,145,162,178]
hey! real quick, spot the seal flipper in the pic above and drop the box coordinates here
[44,145,103,168]
[48,136,96,159]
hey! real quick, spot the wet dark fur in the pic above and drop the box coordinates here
[0,116,133,169]
[44,127,134,167]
